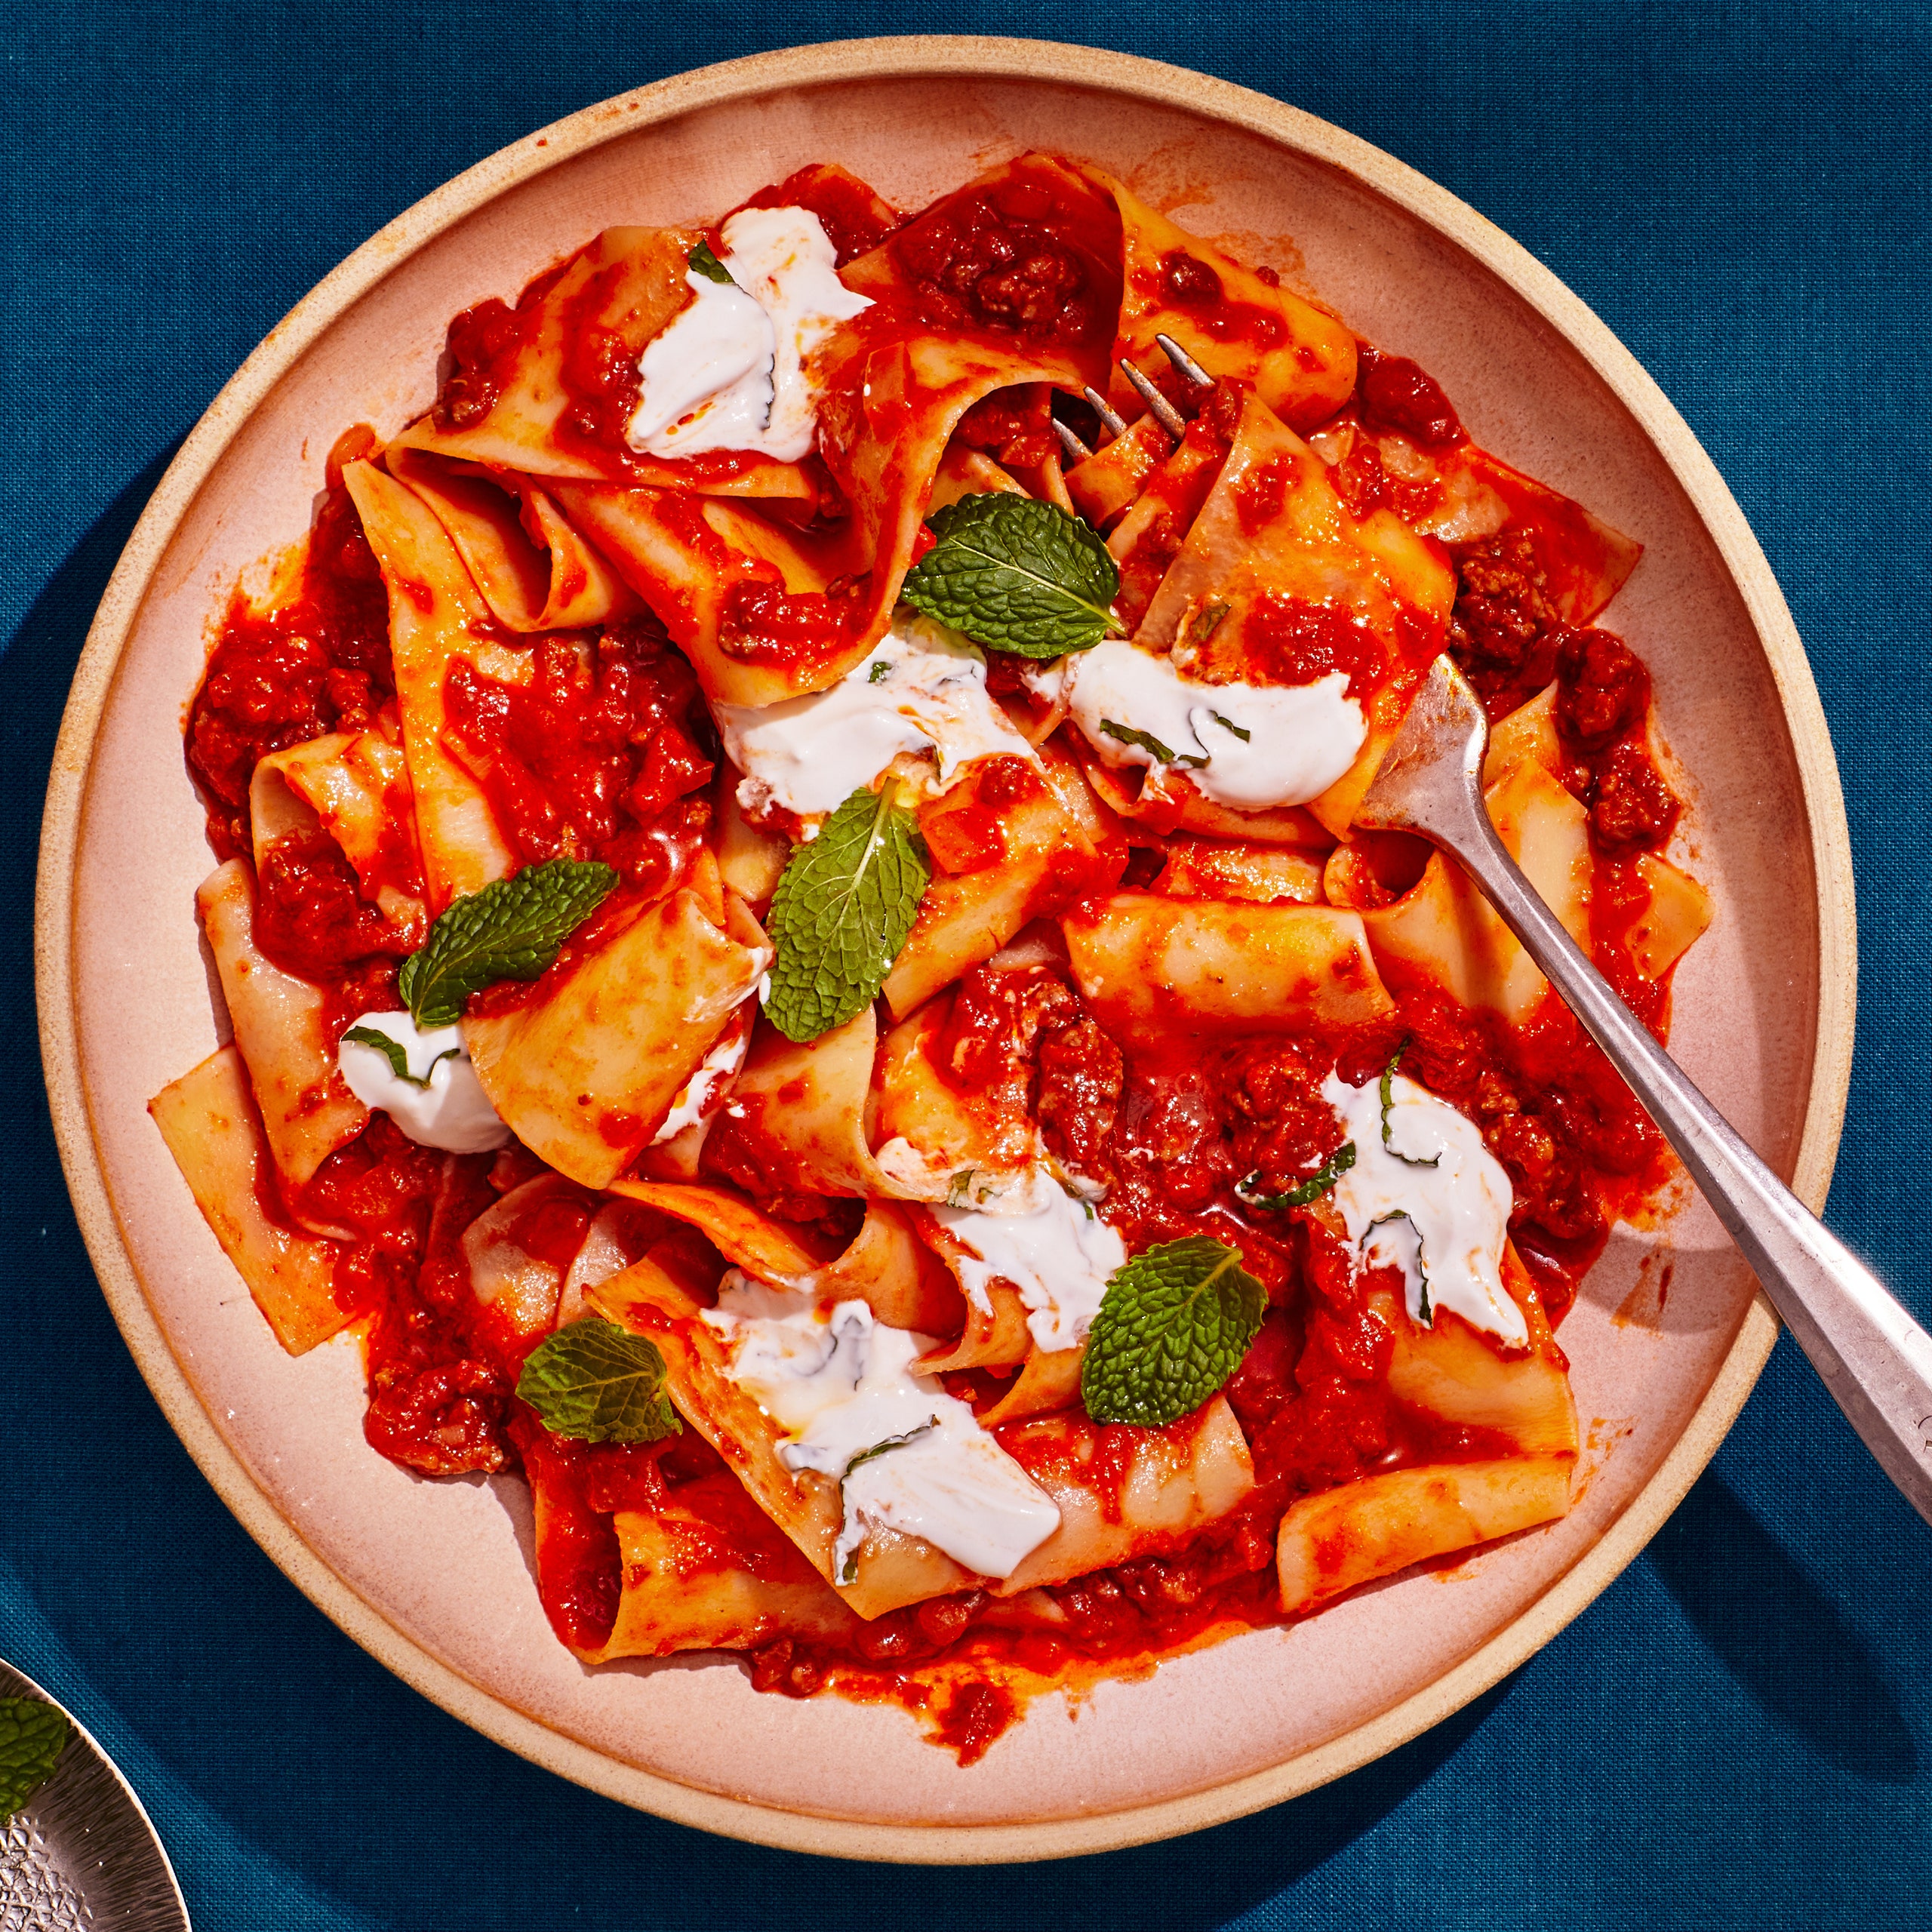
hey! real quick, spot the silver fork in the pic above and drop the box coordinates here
[1358,655,1932,1527]
[1053,336,1208,465]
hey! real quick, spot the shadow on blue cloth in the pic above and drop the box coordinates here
[1645,1468,1916,1783]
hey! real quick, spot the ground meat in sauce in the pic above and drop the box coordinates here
[1447,532,1682,863]
[1355,345,1466,449]
[186,485,392,861]
[886,169,1119,352]
[440,620,716,884]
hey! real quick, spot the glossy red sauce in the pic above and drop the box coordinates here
[717,579,869,666]
[435,256,575,434]
[186,483,392,862]
[253,830,409,977]
[954,390,1057,472]
[1444,529,1684,955]
[553,259,651,457]
[440,620,716,889]
[1132,250,1287,351]
[1355,344,1466,449]
[1241,594,1392,701]
[735,162,902,267]
[881,158,1124,364]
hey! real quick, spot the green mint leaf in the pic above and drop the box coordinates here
[0,1697,69,1821]
[900,493,1120,660]
[688,240,734,285]
[516,1317,682,1443]
[398,859,617,1028]
[1100,718,1208,770]
[838,1421,938,1580]
[1081,1237,1266,1427]
[1236,1141,1357,1211]
[340,1026,456,1090]
[867,660,891,684]
[1208,709,1251,743]
[764,781,931,1043]
[1189,601,1232,646]
[1380,1042,1441,1168]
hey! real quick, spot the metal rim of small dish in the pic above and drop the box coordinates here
[1,1657,190,1928]
[33,35,1855,1864]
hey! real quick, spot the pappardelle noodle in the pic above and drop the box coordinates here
[155,154,1706,1762]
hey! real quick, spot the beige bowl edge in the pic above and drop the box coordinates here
[33,35,1853,1863]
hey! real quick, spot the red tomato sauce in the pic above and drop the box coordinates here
[1354,345,1466,449]
[439,621,717,891]
[434,256,576,434]
[716,579,869,669]
[1444,527,1685,1026]
[1132,250,1288,353]
[252,829,410,978]
[186,483,392,862]
[881,158,1124,368]
[1241,592,1394,702]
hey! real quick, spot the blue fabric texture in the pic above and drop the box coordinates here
[5,3,1927,1925]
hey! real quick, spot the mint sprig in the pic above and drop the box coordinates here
[516,1318,682,1443]
[398,859,617,1029]
[900,493,1121,660]
[1236,1142,1357,1211]
[1100,717,1208,769]
[764,781,931,1043]
[0,1697,69,1821]
[688,240,735,285]
[340,1026,457,1090]
[1081,1237,1266,1427]
[1380,1043,1441,1169]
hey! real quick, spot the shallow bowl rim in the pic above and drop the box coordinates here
[34,33,1854,1864]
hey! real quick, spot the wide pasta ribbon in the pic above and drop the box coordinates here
[388,225,820,499]
[1131,392,1457,837]
[383,447,640,634]
[1070,162,1358,431]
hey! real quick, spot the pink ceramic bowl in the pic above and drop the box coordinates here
[36,37,1853,1860]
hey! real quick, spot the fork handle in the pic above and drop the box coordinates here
[1430,799,1932,1527]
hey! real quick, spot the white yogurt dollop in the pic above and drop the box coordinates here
[1321,1070,1525,1348]
[629,205,872,462]
[1065,639,1365,811]
[650,1007,756,1145]
[715,612,1032,820]
[703,1274,1060,1581]
[934,1176,1128,1352]
[338,1010,512,1154]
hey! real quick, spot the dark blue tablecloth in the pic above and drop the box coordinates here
[6,5,1927,1925]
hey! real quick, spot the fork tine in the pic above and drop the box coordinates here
[1155,332,1215,389]
[1081,385,1129,440]
[1118,358,1188,441]
[1051,419,1094,466]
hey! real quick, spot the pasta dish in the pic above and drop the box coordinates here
[152,154,1709,1762]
